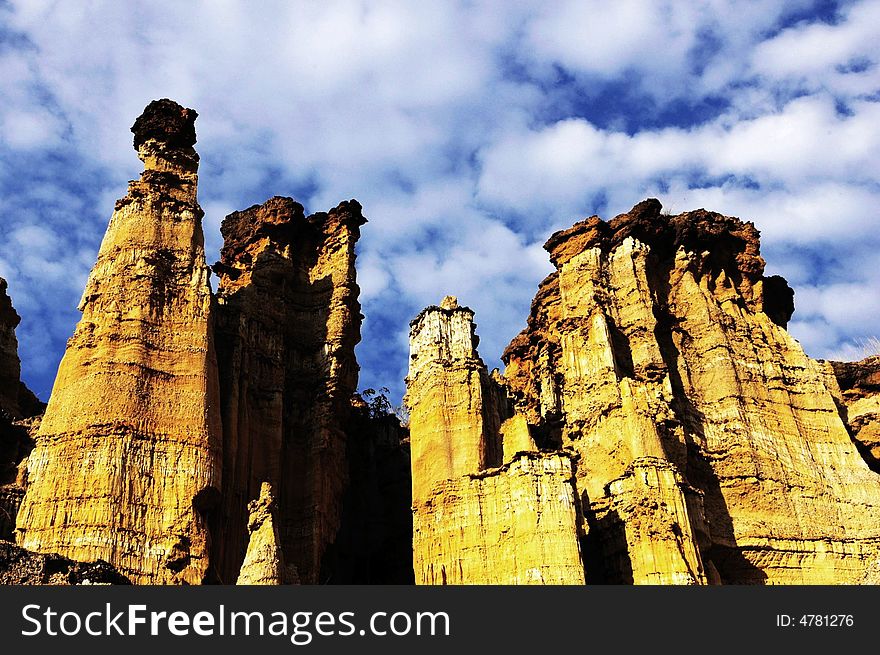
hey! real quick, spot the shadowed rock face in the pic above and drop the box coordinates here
[15,100,222,584]
[0,278,43,421]
[831,355,880,473]
[0,540,130,585]
[213,195,365,584]
[131,98,197,150]
[0,278,43,539]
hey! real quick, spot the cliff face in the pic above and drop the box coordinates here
[212,195,365,584]
[407,199,880,585]
[500,199,880,584]
[15,100,223,584]
[5,98,878,587]
[412,452,585,584]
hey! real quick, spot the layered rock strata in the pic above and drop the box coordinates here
[213,195,365,584]
[406,296,505,504]
[501,199,880,584]
[406,298,585,584]
[15,99,222,584]
[412,452,585,584]
[586,457,707,584]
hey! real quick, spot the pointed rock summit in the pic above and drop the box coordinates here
[236,483,284,585]
[15,99,222,584]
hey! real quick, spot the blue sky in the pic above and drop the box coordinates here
[0,0,878,404]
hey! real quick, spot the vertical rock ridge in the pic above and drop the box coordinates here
[15,99,222,585]
[213,195,365,584]
[412,452,586,585]
[0,278,43,420]
[405,296,505,504]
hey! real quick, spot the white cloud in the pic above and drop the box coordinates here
[752,1,880,86]
[0,0,878,402]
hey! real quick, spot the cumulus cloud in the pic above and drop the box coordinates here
[0,0,877,402]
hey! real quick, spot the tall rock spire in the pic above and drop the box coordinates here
[406,298,586,584]
[15,99,222,584]
[212,196,365,584]
[236,482,285,585]
[405,296,503,503]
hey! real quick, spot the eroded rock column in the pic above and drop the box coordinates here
[406,296,503,503]
[15,99,222,584]
[213,196,365,584]
[0,278,42,541]
[236,483,285,585]
[407,297,585,584]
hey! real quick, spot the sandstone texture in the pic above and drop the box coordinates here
[236,483,284,585]
[212,195,365,584]
[5,99,408,586]
[406,298,585,584]
[407,199,880,585]
[6,97,879,587]
[413,452,585,584]
[15,99,223,584]
[406,296,504,504]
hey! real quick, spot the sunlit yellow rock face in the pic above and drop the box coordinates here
[6,97,879,587]
[406,298,585,585]
[236,482,284,585]
[15,100,222,585]
[413,452,585,585]
[406,296,503,505]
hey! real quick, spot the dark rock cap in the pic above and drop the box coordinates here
[131,99,198,150]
